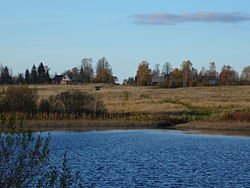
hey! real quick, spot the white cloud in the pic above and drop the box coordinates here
[130,12,250,25]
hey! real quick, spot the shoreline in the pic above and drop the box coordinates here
[20,119,172,131]
[1,119,250,136]
[175,120,250,136]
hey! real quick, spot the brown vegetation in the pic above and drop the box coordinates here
[175,120,250,132]
[1,84,250,133]
[8,84,248,115]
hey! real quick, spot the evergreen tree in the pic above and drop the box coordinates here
[37,62,46,83]
[30,65,38,83]
[1,66,12,84]
[25,69,30,84]
[16,73,24,84]
[45,66,51,83]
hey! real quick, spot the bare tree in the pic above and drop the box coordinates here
[80,58,94,83]
[162,62,172,77]
[181,60,192,87]
[241,65,250,81]
[207,62,217,80]
[152,64,160,76]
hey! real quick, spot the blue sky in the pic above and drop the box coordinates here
[1,0,250,82]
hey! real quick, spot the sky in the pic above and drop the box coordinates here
[1,0,250,82]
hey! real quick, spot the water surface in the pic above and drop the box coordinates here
[43,130,250,187]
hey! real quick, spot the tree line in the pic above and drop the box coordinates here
[0,63,51,84]
[1,58,250,87]
[63,57,117,84]
[124,60,250,87]
[0,57,116,84]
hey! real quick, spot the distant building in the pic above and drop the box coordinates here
[52,74,76,84]
[61,75,73,85]
[151,76,167,85]
[52,75,63,84]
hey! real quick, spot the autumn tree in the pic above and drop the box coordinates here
[219,65,239,85]
[181,60,193,87]
[197,66,209,86]
[241,65,250,84]
[169,68,183,88]
[136,61,151,86]
[95,57,114,83]
[207,62,217,80]
[80,58,94,83]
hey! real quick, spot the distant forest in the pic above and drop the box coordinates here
[1,57,250,87]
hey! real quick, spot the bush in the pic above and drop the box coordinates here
[0,86,37,113]
[39,90,106,115]
[0,116,83,187]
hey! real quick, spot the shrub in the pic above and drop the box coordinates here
[0,86,37,113]
[38,98,52,113]
[39,90,106,115]
[0,116,83,187]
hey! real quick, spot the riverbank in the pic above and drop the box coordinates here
[1,119,249,136]
[4,119,172,132]
[175,120,250,136]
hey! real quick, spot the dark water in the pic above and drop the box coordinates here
[42,130,250,187]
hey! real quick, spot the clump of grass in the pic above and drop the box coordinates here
[122,91,129,101]
[140,94,151,99]
[222,111,250,121]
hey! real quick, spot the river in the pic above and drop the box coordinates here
[42,130,250,187]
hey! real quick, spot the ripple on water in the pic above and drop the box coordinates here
[44,130,250,187]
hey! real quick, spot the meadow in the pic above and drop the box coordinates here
[22,84,250,115]
[1,84,250,132]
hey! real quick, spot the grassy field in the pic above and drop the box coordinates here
[1,84,250,132]
[15,84,250,115]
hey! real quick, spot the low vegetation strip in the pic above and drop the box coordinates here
[14,120,177,131]
[163,98,221,120]
[176,121,250,132]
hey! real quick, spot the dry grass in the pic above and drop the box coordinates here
[0,119,171,132]
[1,84,250,115]
[176,120,250,131]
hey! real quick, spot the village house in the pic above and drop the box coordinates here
[52,75,63,84]
[61,75,73,84]
[151,75,167,85]
[52,74,75,84]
